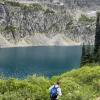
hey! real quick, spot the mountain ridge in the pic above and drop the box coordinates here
[0,1,97,47]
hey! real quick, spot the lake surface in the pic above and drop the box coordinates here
[0,46,82,78]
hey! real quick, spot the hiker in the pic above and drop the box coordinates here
[49,81,62,100]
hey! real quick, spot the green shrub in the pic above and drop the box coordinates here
[0,77,50,100]
[21,5,33,11]
[5,25,16,33]
[21,3,44,11]
[57,66,100,100]
[5,1,44,12]
[44,9,55,14]
[79,14,95,23]
[5,1,21,7]
[31,3,44,11]
[0,66,99,99]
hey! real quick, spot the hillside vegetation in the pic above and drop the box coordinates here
[0,66,99,100]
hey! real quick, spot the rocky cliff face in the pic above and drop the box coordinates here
[64,0,100,7]
[0,1,97,47]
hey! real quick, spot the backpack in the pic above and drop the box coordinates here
[50,86,58,98]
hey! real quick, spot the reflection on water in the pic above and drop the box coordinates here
[0,46,82,78]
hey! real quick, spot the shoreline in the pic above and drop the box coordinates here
[0,44,82,49]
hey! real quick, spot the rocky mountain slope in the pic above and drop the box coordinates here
[0,1,97,47]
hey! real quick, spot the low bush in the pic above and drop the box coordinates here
[5,1,44,12]
[5,1,21,7]
[79,14,95,23]
[51,66,100,100]
[0,66,99,99]
[5,25,16,33]
[44,9,55,14]
[31,3,44,11]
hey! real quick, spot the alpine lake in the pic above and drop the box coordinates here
[0,46,82,78]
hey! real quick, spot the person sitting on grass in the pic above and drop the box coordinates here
[49,81,62,100]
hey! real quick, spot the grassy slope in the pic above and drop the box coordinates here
[0,66,99,100]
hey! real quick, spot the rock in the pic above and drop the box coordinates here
[0,1,97,47]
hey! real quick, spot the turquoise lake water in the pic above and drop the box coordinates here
[0,46,82,78]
